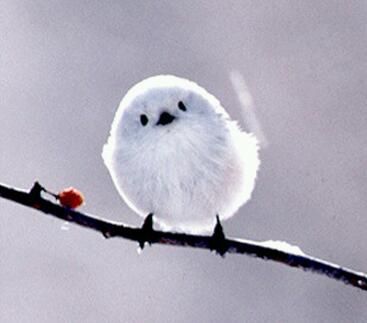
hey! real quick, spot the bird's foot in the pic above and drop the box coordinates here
[138,213,155,250]
[209,215,228,257]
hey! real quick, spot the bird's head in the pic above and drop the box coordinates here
[105,75,229,156]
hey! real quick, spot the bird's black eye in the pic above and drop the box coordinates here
[140,114,148,126]
[178,101,187,111]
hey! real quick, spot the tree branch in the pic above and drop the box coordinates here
[1,181,366,292]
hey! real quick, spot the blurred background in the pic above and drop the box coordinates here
[1,1,366,322]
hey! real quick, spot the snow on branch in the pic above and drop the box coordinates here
[0,181,366,292]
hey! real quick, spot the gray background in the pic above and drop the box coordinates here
[1,1,367,322]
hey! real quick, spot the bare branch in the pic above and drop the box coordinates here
[1,181,366,291]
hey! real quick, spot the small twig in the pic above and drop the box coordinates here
[0,181,366,291]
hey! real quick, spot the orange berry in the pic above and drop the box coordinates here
[58,187,84,209]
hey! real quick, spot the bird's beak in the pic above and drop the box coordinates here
[156,111,176,126]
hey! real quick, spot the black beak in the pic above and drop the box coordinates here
[156,111,175,126]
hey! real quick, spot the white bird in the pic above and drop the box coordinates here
[102,75,260,234]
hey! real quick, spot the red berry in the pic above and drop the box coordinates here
[58,187,84,209]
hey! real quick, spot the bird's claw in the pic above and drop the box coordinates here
[138,213,154,249]
[210,215,228,257]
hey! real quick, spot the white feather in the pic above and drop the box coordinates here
[103,75,260,233]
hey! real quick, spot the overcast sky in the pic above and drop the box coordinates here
[1,1,367,322]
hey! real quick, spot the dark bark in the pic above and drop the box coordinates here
[0,181,366,291]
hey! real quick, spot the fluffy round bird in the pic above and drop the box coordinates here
[102,75,260,233]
